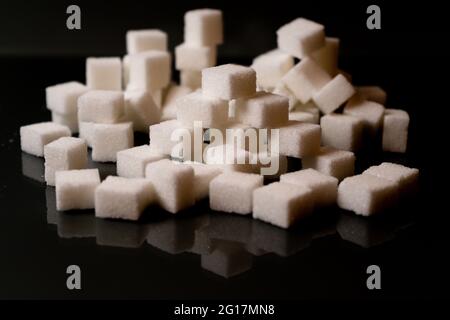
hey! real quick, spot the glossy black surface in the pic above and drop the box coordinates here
[0,1,448,300]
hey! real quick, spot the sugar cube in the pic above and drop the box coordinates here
[280,168,338,207]
[273,82,298,110]
[145,159,195,213]
[253,182,314,229]
[55,169,100,211]
[320,113,363,151]
[161,84,193,120]
[128,51,171,92]
[276,18,325,58]
[123,55,130,89]
[92,122,133,162]
[176,90,229,128]
[20,122,71,157]
[311,37,340,76]
[202,64,257,100]
[288,110,317,124]
[302,146,355,181]
[44,137,87,186]
[251,49,294,89]
[382,109,409,153]
[209,172,263,215]
[79,121,94,147]
[149,120,195,159]
[294,101,320,122]
[180,70,202,89]
[343,96,385,134]
[184,9,223,46]
[46,81,88,115]
[51,111,78,133]
[279,121,321,158]
[117,145,166,178]
[235,92,289,128]
[126,29,168,54]
[204,144,257,173]
[124,90,161,132]
[337,174,399,216]
[186,162,222,201]
[281,57,331,104]
[95,176,154,221]
[86,57,122,91]
[78,90,124,124]
[313,74,355,114]
[356,86,387,105]
[175,43,216,71]
[363,162,419,197]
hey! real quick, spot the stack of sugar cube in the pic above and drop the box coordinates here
[78,90,133,162]
[20,9,418,231]
[176,9,223,90]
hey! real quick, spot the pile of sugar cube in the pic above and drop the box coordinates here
[20,9,419,229]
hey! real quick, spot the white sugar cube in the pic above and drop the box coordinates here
[253,182,314,229]
[117,145,166,178]
[175,43,216,71]
[126,29,168,54]
[161,84,193,120]
[320,113,363,151]
[86,57,122,91]
[337,174,399,216]
[313,74,355,114]
[95,176,154,221]
[251,49,294,89]
[46,81,88,115]
[344,97,385,134]
[279,121,321,158]
[288,110,317,124]
[180,70,202,89]
[51,111,78,133]
[382,109,409,153]
[282,57,331,104]
[44,137,87,186]
[186,162,222,201]
[311,37,340,76]
[302,146,355,181]
[277,18,325,58]
[235,92,289,128]
[280,168,338,207]
[184,9,223,46]
[294,101,320,123]
[209,172,263,215]
[92,122,133,162]
[123,55,130,88]
[204,144,257,173]
[273,82,299,110]
[145,159,195,213]
[149,120,195,159]
[55,169,100,211]
[202,64,257,100]
[176,90,229,128]
[363,162,419,197]
[79,121,94,147]
[124,90,161,132]
[356,86,387,105]
[129,51,171,92]
[20,122,71,157]
[78,90,124,124]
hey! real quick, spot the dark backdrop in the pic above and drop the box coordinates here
[0,0,448,60]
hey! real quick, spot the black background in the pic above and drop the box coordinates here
[0,0,448,302]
